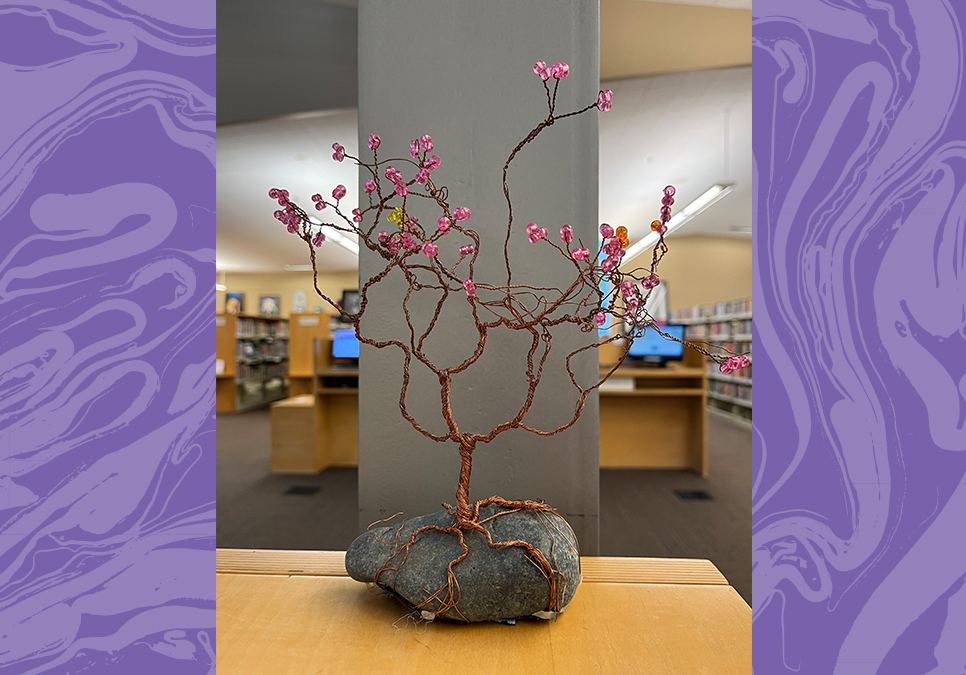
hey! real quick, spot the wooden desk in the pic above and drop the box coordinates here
[217,549,750,674]
[599,362,708,474]
[272,341,707,475]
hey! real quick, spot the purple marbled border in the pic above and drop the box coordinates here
[753,2,966,673]
[0,2,215,673]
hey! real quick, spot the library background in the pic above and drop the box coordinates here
[216,0,753,607]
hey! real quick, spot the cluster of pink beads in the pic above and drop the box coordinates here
[269,188,301,233]
[533,60,570,80]
[271,187,326,246]
[598,224,625,272]
[660,185,675,225]
[620,280,640,314]
[377,228,423,256]
[720,354,750,375]
[526,222,549,243]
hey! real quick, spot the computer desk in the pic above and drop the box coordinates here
[271,340,708,475]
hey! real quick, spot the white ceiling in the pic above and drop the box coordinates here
[600,66,752,247]
[216,66,751,273]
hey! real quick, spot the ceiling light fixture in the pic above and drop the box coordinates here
[215,269,227,291]
[622,183,735,263]
[307,216,360,256]
[284,265,315,272]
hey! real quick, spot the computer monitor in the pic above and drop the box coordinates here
[627,324,685,363]
[331,329,360,360]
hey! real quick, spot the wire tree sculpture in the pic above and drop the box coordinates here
[269,61,749,617]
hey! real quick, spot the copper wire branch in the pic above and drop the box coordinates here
[271,69,749,527]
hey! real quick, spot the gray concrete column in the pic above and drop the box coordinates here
[357,0,600,553]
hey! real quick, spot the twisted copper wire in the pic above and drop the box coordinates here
[284,79,749,620]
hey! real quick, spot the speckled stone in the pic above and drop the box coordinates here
[345,504,581,622]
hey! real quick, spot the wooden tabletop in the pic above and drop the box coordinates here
[217,549,750,674]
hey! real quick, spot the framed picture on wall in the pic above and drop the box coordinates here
[259,295,280,316]
[225,293,244,315]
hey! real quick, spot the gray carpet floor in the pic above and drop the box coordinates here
[217,409,751,605]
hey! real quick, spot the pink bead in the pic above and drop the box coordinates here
[410,140,420,158]
[312,231,326,247]
[597,90,613,113]
[626,299,639,314]
[421,135,433,152]
[459,244,475,257]
[352,208,363,222]
[453,207,471,221]
[550,62,569,79]
[601,257,617,272]
[395,183,408,197]
[378,231,389,244]
[572,248,589,261]
[463,279,477,297]
[415,169,430,184]
[594,312,606,327]
[719,363,734,375]
[664,185,676,197]
[332,143,345,162]
[620,281,636,297]
[422,241,438,257]
[560,224,574,244]
[364,179,376,194]
[368,134,381,151]
[533,60,551,80]
[599,223,614,238]
[332,185,347,200]
[438,216,452,234]
[662,195,674,207]
[315,201,326,211]
[657,224,667,235]
[424,155,441,170]
[641,274,660,290]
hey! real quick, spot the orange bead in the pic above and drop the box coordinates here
[616,226,629,248]
[650,220,662,232]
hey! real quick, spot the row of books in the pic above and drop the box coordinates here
[236,362,288,382]
[709,380,751,402]
[685,319,753,338]
[670,297,752,321]
[236,340,288,361]
[236,317,290,338]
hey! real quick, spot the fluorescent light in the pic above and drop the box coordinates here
[307,217,360,256]
[622,183,735,262]
[284,265,314,272]
[215,283,227,291]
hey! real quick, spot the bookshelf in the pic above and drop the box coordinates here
[669,298,751,421]
[216,314,290,413]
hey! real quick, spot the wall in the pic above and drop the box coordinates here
[600,0,752,80]
[217,0,358,124]
[623,235,752,310]
[216,270,359,317]
[358,0,601,552]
